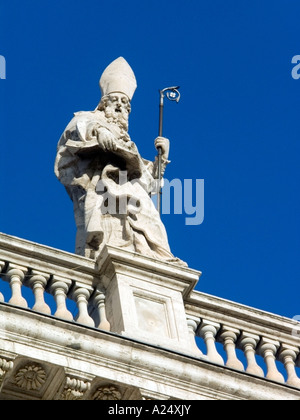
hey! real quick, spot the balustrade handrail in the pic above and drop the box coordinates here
[185,290,300,349]
[185,290,300,389]
[0,232,98,281]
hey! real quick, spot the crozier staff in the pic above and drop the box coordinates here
[157,86,180,215]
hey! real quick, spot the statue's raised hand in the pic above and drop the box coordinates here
[154,136,170,160]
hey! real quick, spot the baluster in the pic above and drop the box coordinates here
[198,320,224,365]
[238,332,264,377]
[59,376,91,400]
[0,357,14,390]
[72,285,95,327]
[48,276,73,321]
[219,326,244,371]
[258,338,284,383]
[6,264,28,308]
[92,291,111,331]
[279,346,300,388]
[59,368,94,400]
[0,261,5,302]
[28,271,51,315]
[186,316,203,357]
[297,354,300,376]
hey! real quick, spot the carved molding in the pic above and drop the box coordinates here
[93,385,122,400]
[14,364,46,391]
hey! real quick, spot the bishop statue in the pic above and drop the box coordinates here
[55,57,185,265]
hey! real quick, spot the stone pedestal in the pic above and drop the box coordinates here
[97,246,201,355]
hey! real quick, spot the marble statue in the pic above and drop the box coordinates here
[55,57,184,265]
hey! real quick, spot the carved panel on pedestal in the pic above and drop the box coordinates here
[134,293,171,337]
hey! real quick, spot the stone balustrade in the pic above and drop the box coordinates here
[185,291,300,389]
[0,232,300,395]
[0,233,110,332]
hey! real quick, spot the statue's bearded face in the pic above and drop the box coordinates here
[102,93,131,130]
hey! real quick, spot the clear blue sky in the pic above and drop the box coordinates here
[0,0,299,319]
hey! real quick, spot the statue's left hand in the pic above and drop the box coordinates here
[155,137,170,160]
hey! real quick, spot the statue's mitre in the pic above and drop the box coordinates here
[99,57,137,101]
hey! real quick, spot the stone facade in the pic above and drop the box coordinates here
[0,232,300,400]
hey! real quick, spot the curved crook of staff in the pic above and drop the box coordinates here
[157,86,181,216]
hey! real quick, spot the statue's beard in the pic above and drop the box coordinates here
[105,108,128,132]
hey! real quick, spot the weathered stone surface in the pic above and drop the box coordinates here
[1,232,300,399]
[0,304,299,400]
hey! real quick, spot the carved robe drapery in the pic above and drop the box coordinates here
[55,110,178,262]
